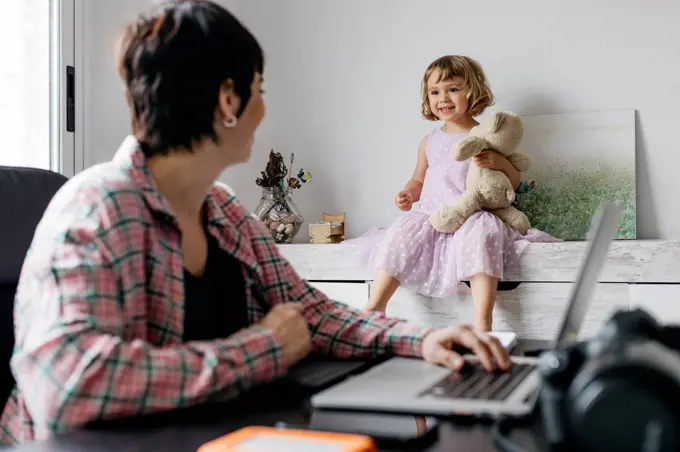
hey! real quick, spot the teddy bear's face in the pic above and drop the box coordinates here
[470,112,523,157]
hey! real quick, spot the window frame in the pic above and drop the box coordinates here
[51,0,83,177]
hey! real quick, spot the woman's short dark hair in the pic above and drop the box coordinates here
[118,0,264,157]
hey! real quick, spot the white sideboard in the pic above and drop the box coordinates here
[279,241,680,340]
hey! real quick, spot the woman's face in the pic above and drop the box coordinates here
[217,73,265,165]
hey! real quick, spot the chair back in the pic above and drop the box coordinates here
[0,166,68,406]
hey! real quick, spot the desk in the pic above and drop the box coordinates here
[9,340,551,452]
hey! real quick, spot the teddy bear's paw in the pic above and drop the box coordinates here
[516,224,530,236]
[429,210,464,234]
[512,215,531,235]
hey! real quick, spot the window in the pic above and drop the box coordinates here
[0,0,77,175]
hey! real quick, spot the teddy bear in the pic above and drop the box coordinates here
[429,111,533,235]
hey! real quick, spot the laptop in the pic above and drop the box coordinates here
[310,201,622,418]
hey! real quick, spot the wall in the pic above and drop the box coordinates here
[82,0,152,169]
[82,0,680,240]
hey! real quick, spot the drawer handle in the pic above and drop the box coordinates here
[463,281,522,291]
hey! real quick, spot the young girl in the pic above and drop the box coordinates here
[350,55,557,332]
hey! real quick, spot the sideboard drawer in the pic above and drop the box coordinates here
[308,281,370,311]
[629,284,680,325]
[379,282,629,340]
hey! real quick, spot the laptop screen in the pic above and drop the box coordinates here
[554,202,622,346]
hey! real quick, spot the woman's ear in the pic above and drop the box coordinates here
[217,79,240,124]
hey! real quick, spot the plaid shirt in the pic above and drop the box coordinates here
[0,136,431,445]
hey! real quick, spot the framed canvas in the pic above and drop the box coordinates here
[513,110,636,240]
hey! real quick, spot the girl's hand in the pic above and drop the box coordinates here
[395,190,414,211]
[473,151,508,170]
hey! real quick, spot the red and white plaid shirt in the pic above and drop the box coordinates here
[0,136,430,445]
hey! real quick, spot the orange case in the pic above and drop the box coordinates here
[197,426,377,452]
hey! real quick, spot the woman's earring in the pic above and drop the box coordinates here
[222,116,238,128]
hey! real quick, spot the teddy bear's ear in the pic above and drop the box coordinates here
[491,112,507,133]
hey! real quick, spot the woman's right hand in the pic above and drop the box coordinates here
[395,190,414,211]
[258,303,312,366]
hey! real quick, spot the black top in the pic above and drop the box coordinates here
[182,231,250,342]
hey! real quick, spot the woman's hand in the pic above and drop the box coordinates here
[421,324,511,372]
[258,303,312,366]
[473,150,508,170]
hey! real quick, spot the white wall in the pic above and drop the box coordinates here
[81,0,155,169]
[82,0,680,240]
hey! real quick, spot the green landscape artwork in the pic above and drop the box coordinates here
[513,110,636,241]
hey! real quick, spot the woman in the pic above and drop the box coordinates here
[0,0,510,444]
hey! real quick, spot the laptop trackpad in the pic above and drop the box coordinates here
[339,358,451,394]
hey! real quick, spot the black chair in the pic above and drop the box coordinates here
[0,166,68,408]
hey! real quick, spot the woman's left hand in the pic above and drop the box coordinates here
[473,151,507,170]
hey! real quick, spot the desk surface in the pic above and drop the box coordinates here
[9,340,551,452]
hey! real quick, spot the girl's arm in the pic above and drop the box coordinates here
[474,151,521,190]
[500,159,521,190]
[404,136,429,202]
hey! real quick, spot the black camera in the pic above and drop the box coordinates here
[539,308,680,452]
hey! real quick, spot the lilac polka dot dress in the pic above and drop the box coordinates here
[348,128,559,298]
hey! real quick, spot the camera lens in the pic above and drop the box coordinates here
[571,376,677,452]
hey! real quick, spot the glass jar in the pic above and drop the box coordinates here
[254,187,304,244]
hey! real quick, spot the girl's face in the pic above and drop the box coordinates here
[427,71,469,122]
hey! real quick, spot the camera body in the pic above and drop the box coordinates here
[539,308,680,452]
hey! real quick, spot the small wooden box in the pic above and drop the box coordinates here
[309,212,345,244]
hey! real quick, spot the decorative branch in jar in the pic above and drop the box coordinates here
[254,150,312,244]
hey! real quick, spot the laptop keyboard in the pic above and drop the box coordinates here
[419,362,535,401]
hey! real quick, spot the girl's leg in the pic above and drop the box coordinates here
[469,272,498,332]
[365,269,401,312]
